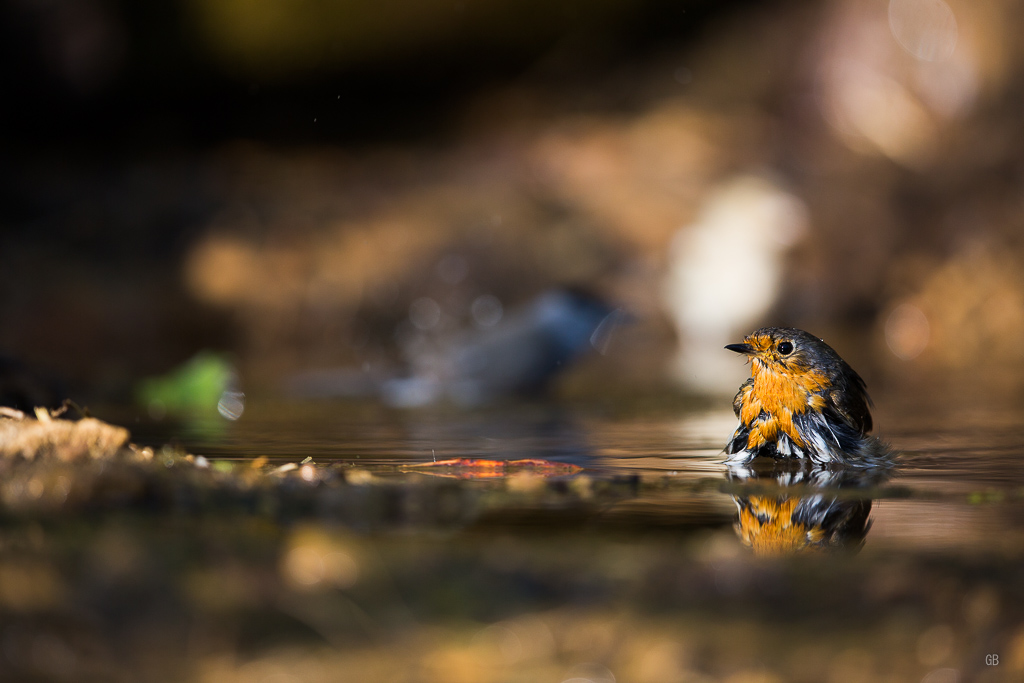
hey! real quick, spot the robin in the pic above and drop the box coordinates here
[724,327,887,466]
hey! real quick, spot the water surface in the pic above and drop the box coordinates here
[51,396,1024,682]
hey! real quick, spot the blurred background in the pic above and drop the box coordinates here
[6,4,1024,682]
[3,0,1024,411]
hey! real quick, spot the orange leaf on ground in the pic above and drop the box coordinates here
[405,457,582,479]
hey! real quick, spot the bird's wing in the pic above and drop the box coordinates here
[826,370,872,434]
[732,378,754,419]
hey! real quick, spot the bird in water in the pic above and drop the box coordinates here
[724,327,888,466]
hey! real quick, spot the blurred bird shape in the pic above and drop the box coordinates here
[724,327,890,466]
[288,289,626,408]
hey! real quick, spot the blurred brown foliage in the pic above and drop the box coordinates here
[179,0,1024,394]
[5,0,1024,398]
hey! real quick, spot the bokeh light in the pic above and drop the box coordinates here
[885,302,930,360]
[889,0,958,62]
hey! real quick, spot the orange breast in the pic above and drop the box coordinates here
[738,364,829,449]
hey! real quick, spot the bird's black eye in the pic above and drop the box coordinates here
[777,341,794,355]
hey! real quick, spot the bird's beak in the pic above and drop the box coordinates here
[725,342,756,355]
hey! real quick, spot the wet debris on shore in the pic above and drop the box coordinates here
[0,409,655,527]
[0,406,130,461]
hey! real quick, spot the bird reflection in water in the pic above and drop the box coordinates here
[726,460,890,556]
